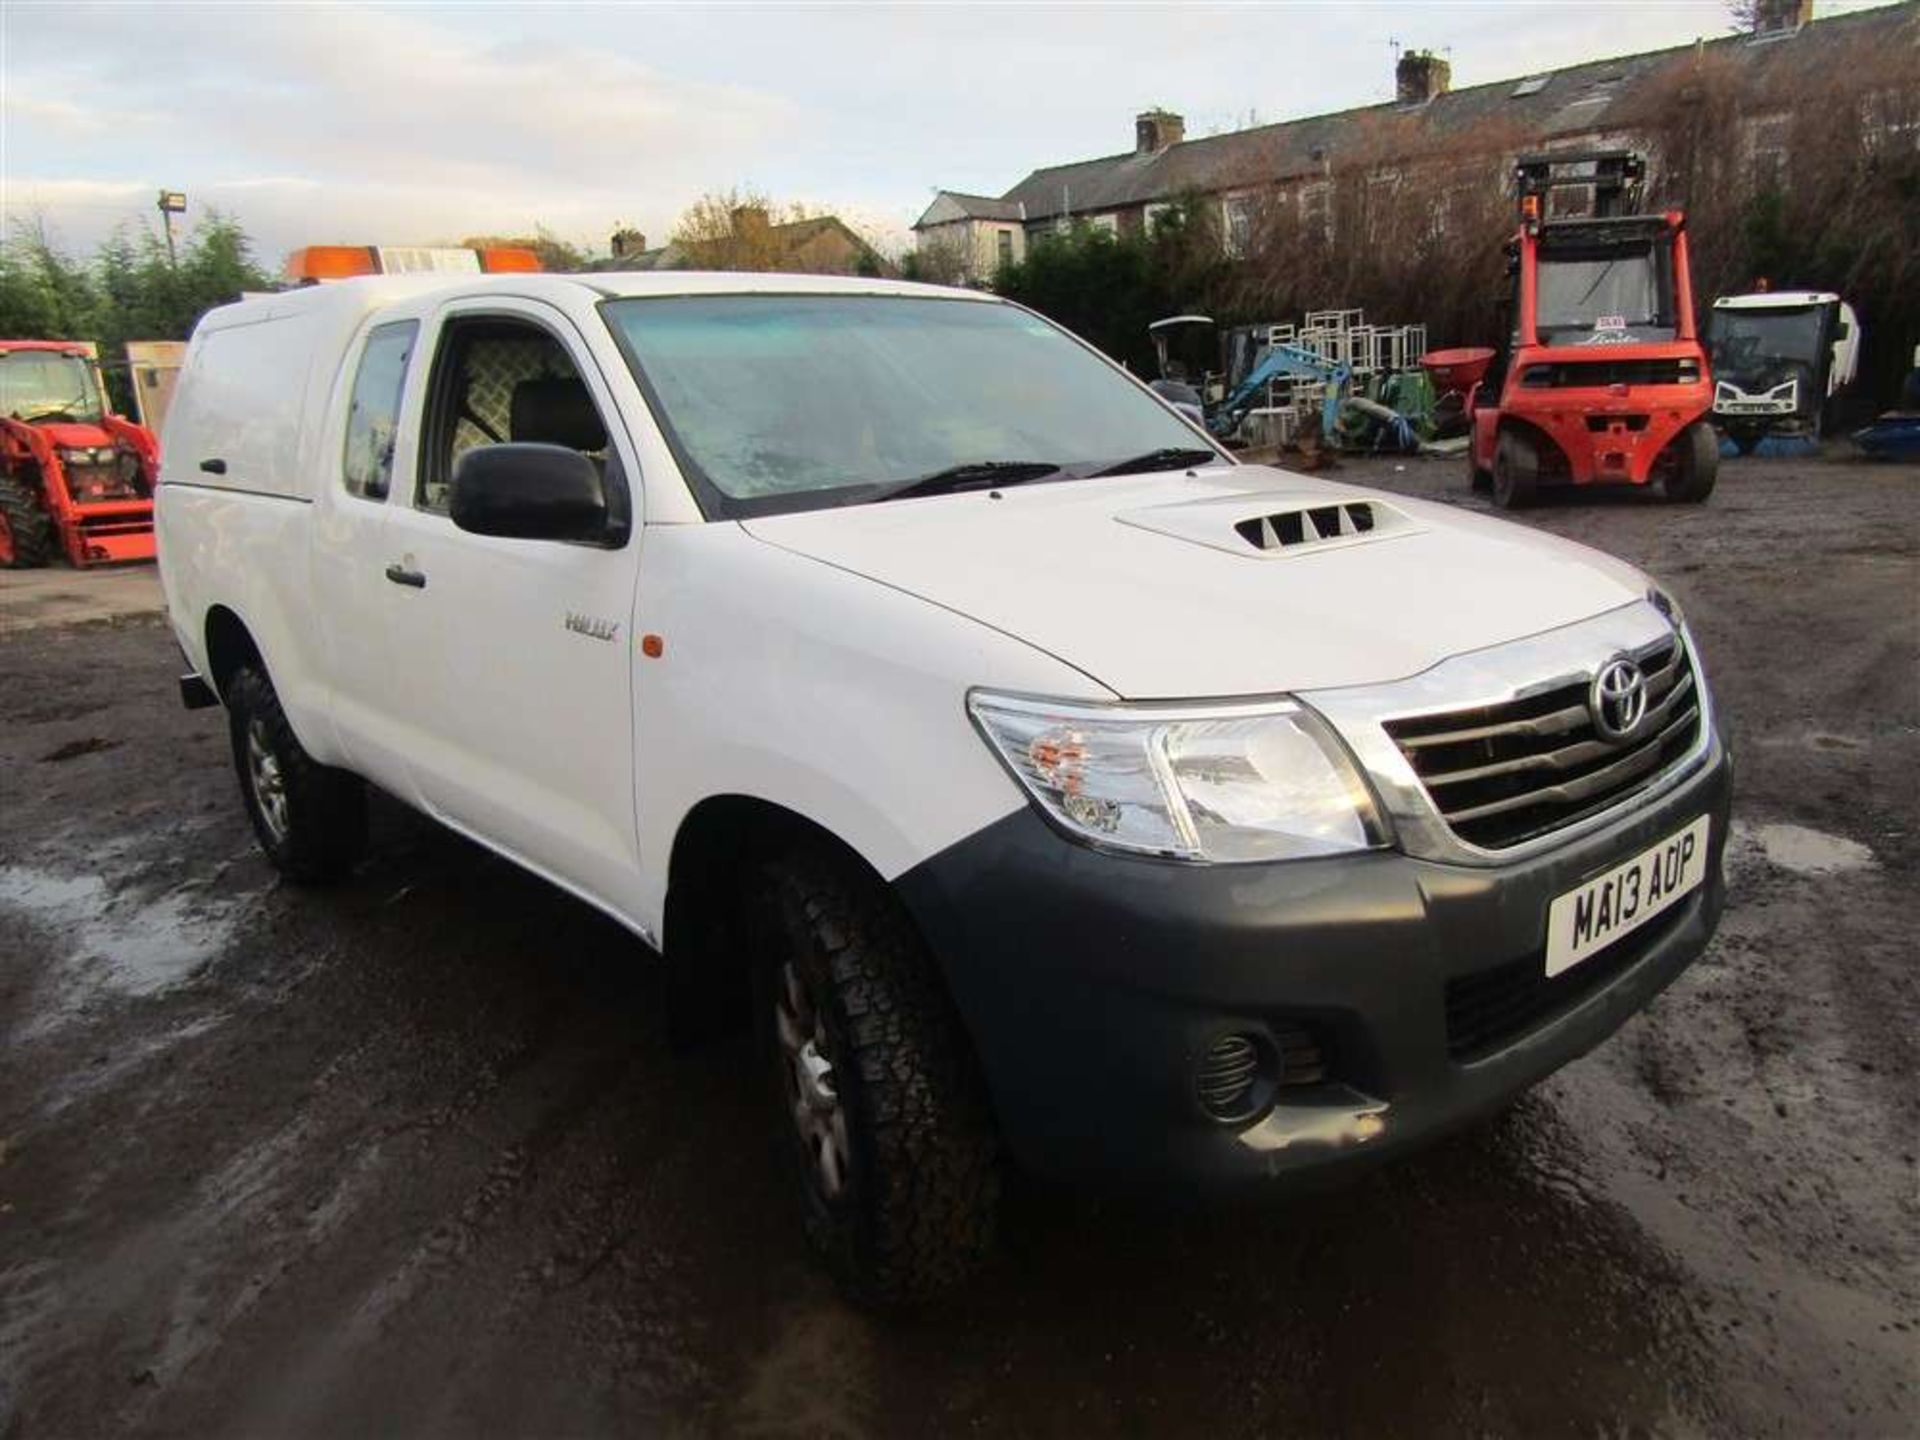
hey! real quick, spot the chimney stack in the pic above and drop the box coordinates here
[1750,0,1813,34]
[1396,50,1452,105]
[731,205,772,237]
[1135,109,1186,155]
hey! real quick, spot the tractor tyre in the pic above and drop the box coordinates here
[226,666,367,883]
[1665,422,1719,504]
[753,845,1001,1306]
[1492,430,1539,510]
[0,474,53,569]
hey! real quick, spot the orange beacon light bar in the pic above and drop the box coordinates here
[284,245,544,283]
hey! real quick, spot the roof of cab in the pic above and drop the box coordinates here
[1713,291,1841,309]
[196,270,995,335]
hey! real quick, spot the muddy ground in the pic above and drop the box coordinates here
[2,453,1916,1438]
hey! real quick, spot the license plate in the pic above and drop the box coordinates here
[1545,815,1711,977]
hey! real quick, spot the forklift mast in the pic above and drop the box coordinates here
[1513,150,1648,226]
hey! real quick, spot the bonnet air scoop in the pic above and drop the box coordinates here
[1115,491,1424,559]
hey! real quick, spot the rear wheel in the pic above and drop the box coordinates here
[755,847,1000,1305]
[1492,430,1538,509]
[1664,422,1719,504]
[226,666,367,882]
[0,474,52,569]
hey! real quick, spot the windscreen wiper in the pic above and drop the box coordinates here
[874,460,1062,503]
[1087,446,1221,478]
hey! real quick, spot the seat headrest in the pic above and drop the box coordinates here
[510,377,607,452]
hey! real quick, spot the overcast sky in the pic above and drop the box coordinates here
[0,0,1899,269]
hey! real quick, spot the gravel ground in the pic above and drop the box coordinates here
[1,452,1915,1438]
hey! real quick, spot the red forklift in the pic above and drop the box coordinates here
[0,340,161,568]
[1468,151,1718,508]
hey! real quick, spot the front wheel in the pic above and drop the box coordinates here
[756,849,1000,1305]
[0,474,53,569]
[1664,422,1719,504]
[226,666,367,882]
[1492,430,1538,509]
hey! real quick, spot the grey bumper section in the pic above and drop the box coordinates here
[894,729,1732,1191]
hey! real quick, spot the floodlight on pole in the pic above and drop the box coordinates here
[158,190,187,267]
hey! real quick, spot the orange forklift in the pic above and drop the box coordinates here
[0,340,161,568]
[1468,151,1718,507]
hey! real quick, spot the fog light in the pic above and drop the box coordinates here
[1196,1032,1268,1122]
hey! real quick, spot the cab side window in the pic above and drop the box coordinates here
[417,316,611,514]
[342,321,418,500]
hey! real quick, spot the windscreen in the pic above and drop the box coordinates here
[0,351,106,423]
[602,295,1207,516]
[1535,239,1675,343]
[1708,307,1826,381]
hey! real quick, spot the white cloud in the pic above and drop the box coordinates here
[2,1,799,260]
[0,0,1903,268]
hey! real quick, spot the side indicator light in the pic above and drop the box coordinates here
[640,633,665,658]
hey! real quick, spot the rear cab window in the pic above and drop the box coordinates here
[343,320,418,500]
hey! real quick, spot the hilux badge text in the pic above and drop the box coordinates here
[565,611,620,642]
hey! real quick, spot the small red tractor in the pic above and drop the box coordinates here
[0,339,160,568]
[1468,151,1718,507]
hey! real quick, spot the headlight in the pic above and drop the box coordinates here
[968,691,1386,863]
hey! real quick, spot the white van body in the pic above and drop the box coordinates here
[1708,290,1860,439]
[159,272,1730,1297]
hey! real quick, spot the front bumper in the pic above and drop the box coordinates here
[895,729,1730,1191]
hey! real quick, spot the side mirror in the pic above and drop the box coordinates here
[450,443,610,543]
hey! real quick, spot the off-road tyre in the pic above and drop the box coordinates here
[0,474,53,569]
[754,847,1000,1306]
[226,666,367,883]
[1664,421,1719,504]
[1492,429,1539,510]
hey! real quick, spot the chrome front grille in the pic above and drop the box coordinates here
[1382,636,1701,850]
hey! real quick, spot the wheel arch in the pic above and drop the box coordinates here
[1495,413,1564,462]
[660,792,932,1041]
[204,603,266,703]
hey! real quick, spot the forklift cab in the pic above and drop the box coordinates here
[1468,150,1716,507]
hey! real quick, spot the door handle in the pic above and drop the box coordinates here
[199,458,227,475]
[384,563,427,589]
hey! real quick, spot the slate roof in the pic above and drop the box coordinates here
[997,3,1917,222]
[936,192,1027,221]
[597,214,882,273]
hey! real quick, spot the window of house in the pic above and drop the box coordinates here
[416,315,612,513]
[996,229,1014,269]
[1363,171,1401,242]
[1222,195,1254,258]
[1747,113,1792,189]
[1298,183,1331,241]
[342,320,417,500]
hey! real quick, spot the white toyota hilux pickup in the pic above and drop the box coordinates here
[159,273,1729,1300]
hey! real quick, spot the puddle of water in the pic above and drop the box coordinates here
[0,865,249,1002]
[1740,822,1877,877]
